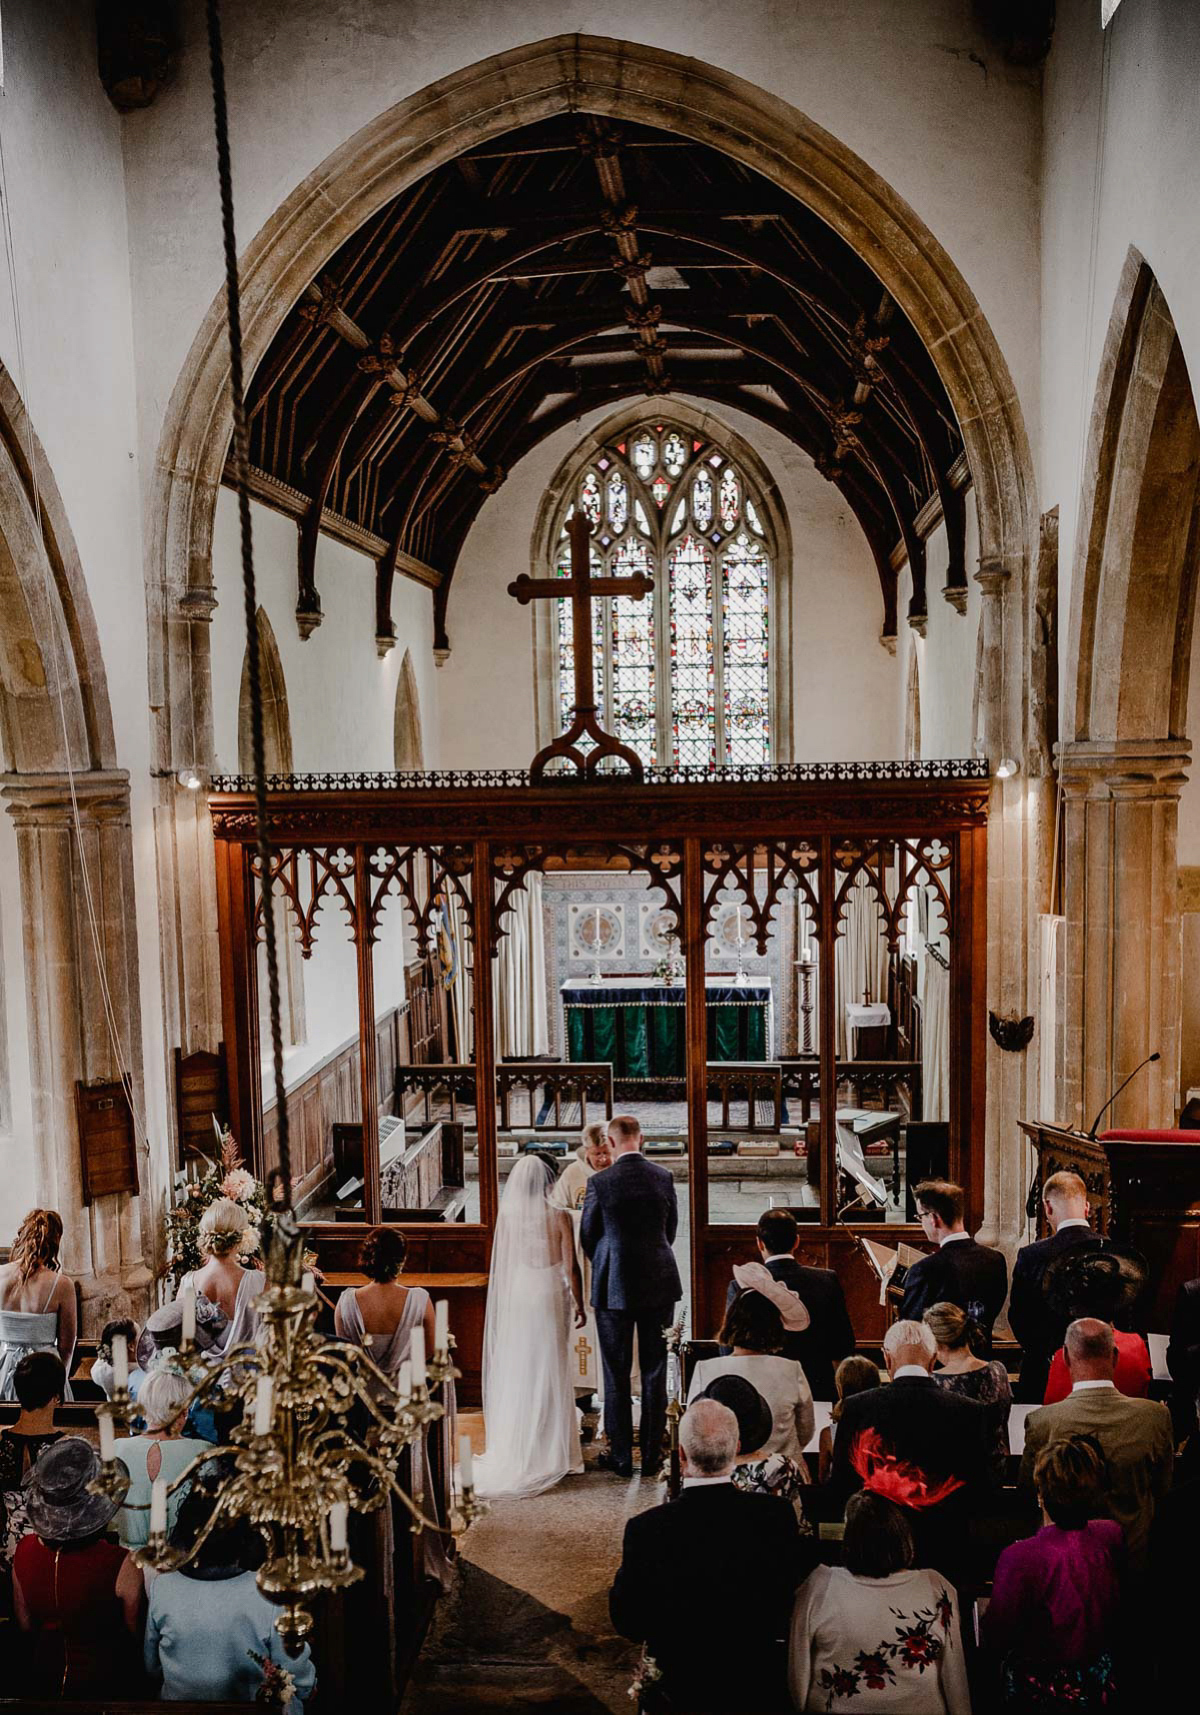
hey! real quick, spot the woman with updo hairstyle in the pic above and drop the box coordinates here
[925,1300,1012,1481]
[334,1227,434,1374]
[174,1197,267,1365]
[335,1229,448,1587]
[0,1209,76,1400]
[686,1289,815,1465]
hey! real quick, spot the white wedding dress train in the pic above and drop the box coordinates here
[474,1155,583,1498]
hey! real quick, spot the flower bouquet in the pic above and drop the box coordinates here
[164,1123,272,1288]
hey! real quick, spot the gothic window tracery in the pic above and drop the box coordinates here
[550,421,778,768]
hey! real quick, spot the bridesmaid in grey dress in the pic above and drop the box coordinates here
[334,1228,451,1590]
[0,1210,76,1401]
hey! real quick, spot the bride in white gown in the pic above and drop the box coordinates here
[474,1152,587,1498]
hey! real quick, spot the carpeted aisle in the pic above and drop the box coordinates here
[402,1417,663,1712]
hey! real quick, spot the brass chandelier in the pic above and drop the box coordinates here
[92,1218,484,1652]
[89,0,486,1654]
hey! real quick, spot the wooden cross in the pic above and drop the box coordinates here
[508,512,654,781]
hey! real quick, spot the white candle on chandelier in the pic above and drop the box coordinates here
[99,1411,115,1462]
[112,1333,129,1390]
[150,1477,167,1537]
[410,1326,427,1389]
[301,1271,314,1296]
[329,1501,348,1553]
[253,1375,274,1436]
[181,1286,196,1346]
[434,1299,449,1354]
[397,1359,412,1402]
[459,1434,475,1489]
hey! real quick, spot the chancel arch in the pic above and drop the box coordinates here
[531,405,794,766]
[1061,252,1200,1131]
[0,357,149,1315]
[155,32,1038,1264]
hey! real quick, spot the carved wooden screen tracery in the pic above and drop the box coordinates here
[212,761,988,1333]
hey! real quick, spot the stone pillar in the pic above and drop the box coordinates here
[1058,739,1191,1133]
[2,771,154,1327]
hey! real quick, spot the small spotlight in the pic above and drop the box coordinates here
[177,768,202,791]
[995,757,1020,779]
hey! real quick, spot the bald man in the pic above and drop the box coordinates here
[1009,1171,1103,1401]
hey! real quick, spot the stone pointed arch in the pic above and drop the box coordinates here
[238,608,293,776]
[1059,252,1200,1132]
[150,32,1039,1249]
[394,648,425,771]
[0,361,148,1318]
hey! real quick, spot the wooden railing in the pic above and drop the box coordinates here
[778,1057,923,1123]
[706,1062,783,1133]
[394,1060,614,1132]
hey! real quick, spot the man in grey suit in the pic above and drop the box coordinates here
[1020,1317,1173,1569]
[582,1114,682,1477]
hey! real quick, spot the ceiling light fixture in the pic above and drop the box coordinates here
[177,768,203,791]
[994,757,1020,779]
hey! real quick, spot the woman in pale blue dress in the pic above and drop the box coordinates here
[114,1367,211,1550]
[0,1210,76,1401]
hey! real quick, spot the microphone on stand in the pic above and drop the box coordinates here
[1025,1050,1161,1220]
[1086,1051,1160,1140]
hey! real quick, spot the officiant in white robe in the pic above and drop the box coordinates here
[550,1125,638,1399]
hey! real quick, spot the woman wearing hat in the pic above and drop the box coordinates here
[11,1437,143,1696]
[687,1274,816,1467]
[699,1372,812,1523]
[1042,1248,1152,1405]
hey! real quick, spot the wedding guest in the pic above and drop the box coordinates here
[114,1365,211,1549]
[1020,1318,1173,1571]
[924,1301,1012,1481]
[12,1438,143,1697]
[335,1227,451,1586]
[985,1436,1123,1710]
[1040,1246,1151,1404]
[610,1399,802,1712]
[136,1301,227,1445]
[826,1319,990,1587]
[0,1209,77,1399]
[899,1180,1008,1349]
[1009,1170,1102,1401]
[550,1122,613,1210]
[699,1372,808,1515]
[818,1355,881,1485]
[145,1477,315,1713]
[0,1351,65,1616]
[1165,1271,1200,1432]
[689,1288,815,1465]
[91,1318,145,1402]
[788,1491,971,1714]
[176,1198,266,1365]
[724,1208,855,1402]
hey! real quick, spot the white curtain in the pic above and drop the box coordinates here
[444,883,474,1061]
[494,872,550,1059]
[1038,913,1064,1122]
[835,873,889,1057]
[921,950,950,1121]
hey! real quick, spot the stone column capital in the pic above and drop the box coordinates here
[974,556,1013,596]
[1055,737,1191,800]
[2,769,132,827]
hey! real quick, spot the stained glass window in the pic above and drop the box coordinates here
[721,534,770,765]
[692,468,713,532]
[550,420,776,769]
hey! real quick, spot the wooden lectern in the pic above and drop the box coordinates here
[1020,1121,1200,1326]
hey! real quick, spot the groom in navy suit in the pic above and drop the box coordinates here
[582,1114,682,1477]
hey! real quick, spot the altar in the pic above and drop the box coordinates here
[562,977,772,1079]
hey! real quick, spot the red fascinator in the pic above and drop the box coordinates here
[850,1428,964,1510]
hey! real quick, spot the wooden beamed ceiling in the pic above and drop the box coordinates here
[237,114,969,653]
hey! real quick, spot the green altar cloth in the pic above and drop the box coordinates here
[562,980,771,1079]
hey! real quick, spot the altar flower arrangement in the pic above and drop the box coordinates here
[652,930,683,987]
[165,1123,272,1286]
